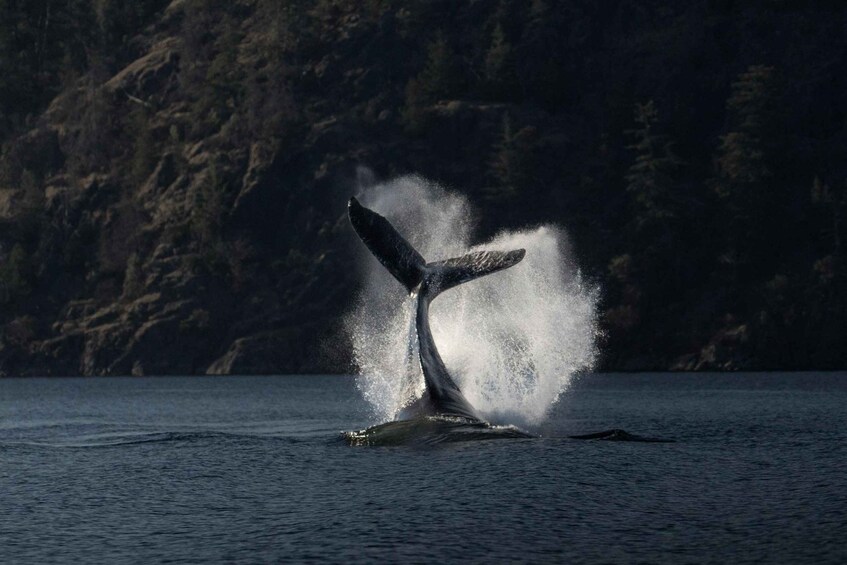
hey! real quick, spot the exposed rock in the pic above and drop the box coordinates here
[38,332,86,375]
[4,1,838,378]
[3,127,64,179]
[231,141,279,225]
[207,330,300,375]
[105,37,181,101]
[693,324,752,371]
[0,189,18,220]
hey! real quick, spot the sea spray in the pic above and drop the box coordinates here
[345,175,599,425]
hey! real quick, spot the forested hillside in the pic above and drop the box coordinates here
[0,0,845,375]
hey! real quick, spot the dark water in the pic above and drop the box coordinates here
[1,373,845,564]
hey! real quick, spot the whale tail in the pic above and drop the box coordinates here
[348,197,524,297]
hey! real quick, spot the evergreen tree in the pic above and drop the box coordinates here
[487,113,537,201]
[122,252,143,300]
[402,33,461,132]
[625,100,680,229]
[621,101,688,331]
[416,33,461,102]
[94,0,166,60]
[528,0,549,21]
[0,0,96,134]
[191,164,227,257]
[128,105,158,185]
[482,24,516,99]
[0,243,31,304]
[0,0,33,129]
[811,176,846,258]
[713,65,782,278]
[805,177,847,368]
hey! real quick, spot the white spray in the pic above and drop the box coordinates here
[344,175,599,425]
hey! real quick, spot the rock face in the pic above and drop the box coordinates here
[0,2,358,376]
[206,331,297,376]
[1,1,845,375]
[104,37,180,98]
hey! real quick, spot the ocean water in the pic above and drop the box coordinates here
[1,373,845,564]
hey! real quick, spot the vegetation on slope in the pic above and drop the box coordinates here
[0,0,845,375]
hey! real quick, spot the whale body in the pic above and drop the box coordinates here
[346,197,674,446]
[348,196,525,422]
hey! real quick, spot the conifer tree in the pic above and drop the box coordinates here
[811,176,846,258]
[529,0,549,21]
[416,33,460,103]
[402,33,461,132]
[622,101,687,314]
[483,24,516,99]
[0,244,31,304]
[94,0,164,56]
[191,164,227,257]
[625,100,680,230]
[715,65,779,206]
[122,253,143,300]
[487,113,536,201]
[129,106,157,186]
[0,0,96,133]
[713,65,781,277]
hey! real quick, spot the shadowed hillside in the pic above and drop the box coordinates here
[0,0,845,375]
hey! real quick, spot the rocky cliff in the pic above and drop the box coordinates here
[1,1,845,375]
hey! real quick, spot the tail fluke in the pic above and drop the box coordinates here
[426,249,525,297]
[348,197,425,292]
[348,197,525,296]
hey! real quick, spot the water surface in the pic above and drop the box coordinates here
[1,373,845,563]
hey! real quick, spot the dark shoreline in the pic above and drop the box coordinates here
[3,370,846,380]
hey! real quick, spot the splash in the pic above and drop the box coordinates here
[344,175,598,425]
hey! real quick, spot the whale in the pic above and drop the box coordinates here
[348,196,525,423]
[568,429,675,442]
[345,197,674,446]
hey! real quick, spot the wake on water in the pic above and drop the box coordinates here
[343,175,599,444]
